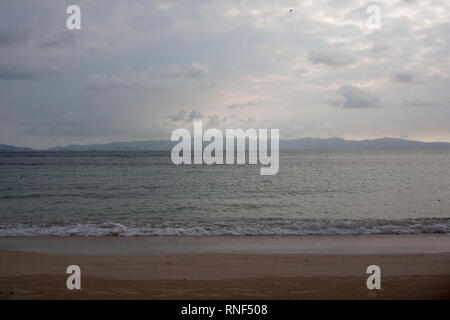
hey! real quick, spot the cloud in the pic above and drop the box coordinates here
[38,32,76,48]
[185,62,210,78]
[207,115,221,127]
[166,109,203,122]
[308,50,357,66]
[227,99,260,109]
[371,44,391,54]
[391,71,418,83]
[0,65,59,81]
[240,117,255,123]
[167,110,187,122]
[0,28,29,46]
[402,99,440,107]
[188,109,204,120]
[85,62,210,91]
[84,74,134,91]
[165,62,210,79]
[333,85,380,108]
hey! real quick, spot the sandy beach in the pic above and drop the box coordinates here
[0,234,449,299]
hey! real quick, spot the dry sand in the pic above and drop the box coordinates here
[0,235,449,299]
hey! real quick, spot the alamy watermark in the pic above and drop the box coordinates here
[366,265,381,290]
[366,5,381,30]
[171,121,279,175]
[65,4,380,31]
[66,5,81,30]
[66,265,81,290]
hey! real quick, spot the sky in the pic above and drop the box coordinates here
[0,0,449,149]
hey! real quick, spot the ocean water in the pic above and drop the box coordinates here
[0,150,449,236]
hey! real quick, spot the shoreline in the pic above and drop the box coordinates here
[0,233,449,255]
[1,234,449,299]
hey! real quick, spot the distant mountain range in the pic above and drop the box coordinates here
[48,140,171,151]
[280,137,450,150]
[0,144,34,152]
[2,137,450,152]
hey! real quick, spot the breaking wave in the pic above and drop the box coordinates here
[0,218,448,236]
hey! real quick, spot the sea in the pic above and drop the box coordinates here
[0,150,449,236]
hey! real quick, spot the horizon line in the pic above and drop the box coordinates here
[2,136,450,151]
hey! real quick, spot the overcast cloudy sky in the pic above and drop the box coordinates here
[0,0,449,149]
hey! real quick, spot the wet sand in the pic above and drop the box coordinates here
[0,235,449,299]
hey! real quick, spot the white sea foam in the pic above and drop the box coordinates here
[0,219,448,236]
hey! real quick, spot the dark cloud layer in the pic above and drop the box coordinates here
[0,29,29,46]
[333,85,380,108]
[308,50,357,66]
[38,31,76,48]
[227,100,260,109]
[167,109,203,122]
[391,71,418,83]
[0,65,59,81]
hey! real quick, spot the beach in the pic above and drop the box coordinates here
[1,234,449,299]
